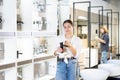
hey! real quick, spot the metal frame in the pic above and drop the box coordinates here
[73,1,91,68]
[107,12,120,59]
[90,6,103,37]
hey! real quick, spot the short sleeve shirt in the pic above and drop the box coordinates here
[100,33,109,52]
[53,35,82,59]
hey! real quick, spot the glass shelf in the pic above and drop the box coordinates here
[0,0,59,80]
[17,63,33,80]
[34,58,56,80]
[0,68,16,80]
[33,36,55,57]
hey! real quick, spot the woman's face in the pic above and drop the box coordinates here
[100,28,104,33]
[63,22,73,34]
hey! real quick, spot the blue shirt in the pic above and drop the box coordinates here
[100,33,109,52]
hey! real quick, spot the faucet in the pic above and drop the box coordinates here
[17,51,23,59]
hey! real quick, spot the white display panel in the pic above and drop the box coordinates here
[0,38,16,65]
[17,38,33,61]
[0,68,16,80]
[33,37,55,57]
[17,64,33,80]
[34,58,56,80]
[1,0,16,32]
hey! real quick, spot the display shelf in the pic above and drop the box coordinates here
[17,59,32,67]
[34,55,55,62]
[34,58,56,80]
[16,37,33,61]
[0,67,16,80]
[17,63,33,80]
[0,63,15,70]
[32,31,57,37]
[16,32,32,37]
[0,32,15,37]
[0,0,16,32]
[0,0,58,80]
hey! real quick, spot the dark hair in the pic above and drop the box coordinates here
[63,20,73,26]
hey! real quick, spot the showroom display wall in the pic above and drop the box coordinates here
[0,0,69,80]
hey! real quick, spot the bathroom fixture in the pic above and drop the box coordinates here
[17,51,23,59]
[17,0,23,31]
[33,17,47,31]
[80,69,109,80]
[98,63,120,77]
[107,60,120,65]
[33,0,46,13]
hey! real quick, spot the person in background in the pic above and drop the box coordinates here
[54,20,82,80]
[95,26,109,64]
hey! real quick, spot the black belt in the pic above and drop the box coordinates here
[57,57,76,62]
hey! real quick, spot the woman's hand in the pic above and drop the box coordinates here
[95,36,99,40]
[64,40,72,48]
[54,47,63,56]
[56,47,63,53]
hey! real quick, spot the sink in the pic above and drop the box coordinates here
[107,60,120,65]
[80,69,109,80]
[98,63,120,77]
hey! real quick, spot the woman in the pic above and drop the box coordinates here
[54,20,82,80]
[96,26,109,64]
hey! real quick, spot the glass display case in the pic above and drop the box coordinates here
[16,37,33,61]
[17,64,33,80]
[32,1,57,33]
[33,36,55,57]
[0,38,16,65]
[34,58,56,80]
[0,68,16,80]
[0,0,64,80]
[0,0,16,32]
[17,0,32,31]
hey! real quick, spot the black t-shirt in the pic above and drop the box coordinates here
[100,33,109,52]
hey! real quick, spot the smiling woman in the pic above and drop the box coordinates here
[54,20,82,80]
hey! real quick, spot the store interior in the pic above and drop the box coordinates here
[0,0,120,80]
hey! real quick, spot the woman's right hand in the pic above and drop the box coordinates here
[56,47,63,53]
[54,47,63,56]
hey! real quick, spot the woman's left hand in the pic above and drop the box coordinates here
[64,40,72,48]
